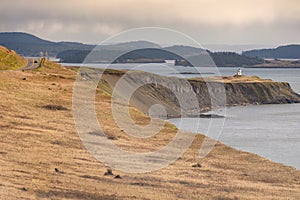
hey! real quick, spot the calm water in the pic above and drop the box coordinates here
[174,67,299,169]
[63,63,300,169]
[169,104,300,169]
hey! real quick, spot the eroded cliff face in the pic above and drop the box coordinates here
[223,81,300,105]
[100,70,300,117]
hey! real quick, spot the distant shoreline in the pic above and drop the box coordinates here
[245,66,300,69]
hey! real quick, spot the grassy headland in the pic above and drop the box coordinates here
[0,54,299,199]
[0,46,26,70]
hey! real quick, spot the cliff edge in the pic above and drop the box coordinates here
[100,70,300,117]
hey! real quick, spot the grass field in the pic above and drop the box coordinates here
[0,59,299,199]
[0,46,26,70]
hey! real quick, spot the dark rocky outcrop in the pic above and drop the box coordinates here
[223,81,300,105]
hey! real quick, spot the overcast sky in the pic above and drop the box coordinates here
[0,0,299,48]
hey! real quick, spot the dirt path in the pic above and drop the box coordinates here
[21,58,41,70]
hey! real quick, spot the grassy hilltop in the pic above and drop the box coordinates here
[0,46,26,70]
[0,49,299,199]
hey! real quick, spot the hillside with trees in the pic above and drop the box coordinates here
[242,44,300,59]
[0,32,94,57]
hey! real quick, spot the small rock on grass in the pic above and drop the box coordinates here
[191,163,202,168]
[55,168,62,173]
[104,169,113,176]
[114,175,121,179]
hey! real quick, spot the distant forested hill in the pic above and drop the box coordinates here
[0,32,265,67]
[0,32,94,57]
[57,48,185,63]
[58,46,264,67]
[242,44,300,59]
[0,32,161,58]
[209,51,264,67]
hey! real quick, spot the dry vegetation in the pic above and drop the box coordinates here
[190,75,274,83]
[0,46,26,70]
[0,60,299,200]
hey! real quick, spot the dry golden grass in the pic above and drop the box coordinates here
[0,46,26,70]
[190,75,274,83]
[0,63,299,199]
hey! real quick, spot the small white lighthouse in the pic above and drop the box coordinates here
[236,68,242,76]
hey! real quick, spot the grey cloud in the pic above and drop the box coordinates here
[0,0,299,45]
